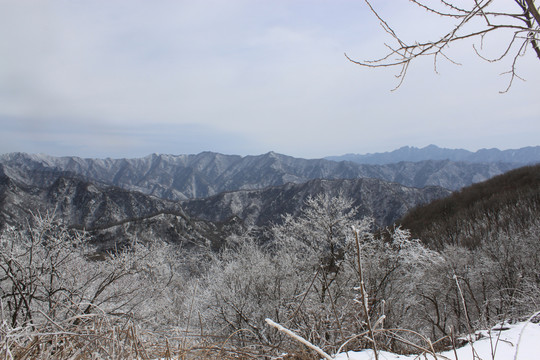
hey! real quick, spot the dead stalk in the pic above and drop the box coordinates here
[353,227,379,360]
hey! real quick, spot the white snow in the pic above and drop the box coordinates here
[333,321,540,360]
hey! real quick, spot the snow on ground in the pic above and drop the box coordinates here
[333,321,540,360]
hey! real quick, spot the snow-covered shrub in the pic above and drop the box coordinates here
[193,193,468,354]
[191,193,363,353]
[271,193,364,350]
[194,234,285,346]
[0,213,178,328]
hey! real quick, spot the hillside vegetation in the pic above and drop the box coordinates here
[400,164,540,249]
[0,158,539,358]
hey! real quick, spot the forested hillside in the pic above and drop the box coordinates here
[0,156,538,359]
[400,164,540,249]
[182,177,450,227]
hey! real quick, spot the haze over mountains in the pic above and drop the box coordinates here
[0,145,538,250]
[327,144,540,164]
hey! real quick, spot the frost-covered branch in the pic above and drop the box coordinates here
[350,0,540,90]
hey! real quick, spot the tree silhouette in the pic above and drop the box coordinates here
[349,0,540,92]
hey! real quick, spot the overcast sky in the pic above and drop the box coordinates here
[1,0,538,159]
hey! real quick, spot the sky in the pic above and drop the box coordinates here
[0,0,539,159]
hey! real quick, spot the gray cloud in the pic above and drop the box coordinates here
[0,117,262,158]
[0,0,538,158]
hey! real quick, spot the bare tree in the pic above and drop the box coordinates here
[348,0,540,91]
[0,213,177,328]
[273,192,358,304]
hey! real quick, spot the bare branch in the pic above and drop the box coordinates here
[499,39,528,93]
[524,0,540,26]
[352,0,539,91]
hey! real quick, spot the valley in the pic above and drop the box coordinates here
[0,145,539,359]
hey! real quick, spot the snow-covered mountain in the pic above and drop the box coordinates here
[0,165,449,247]
[0,151,519,200]
[0,149,525,249]
[0,172,239,252]
[182,177,451,228]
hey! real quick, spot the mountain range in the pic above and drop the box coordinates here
[0,151,521,200]
[0,146,537,250]
[182,177,450,228]
[0,172,234,252]
[326,144,540,165]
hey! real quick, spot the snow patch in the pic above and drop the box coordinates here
[333,321,540,360]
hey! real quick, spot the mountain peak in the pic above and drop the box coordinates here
[326,145,540,165]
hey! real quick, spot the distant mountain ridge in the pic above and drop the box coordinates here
[326,145,540,165]
[0,152,520,200]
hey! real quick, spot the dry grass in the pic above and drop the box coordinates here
[0,312,275,360]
